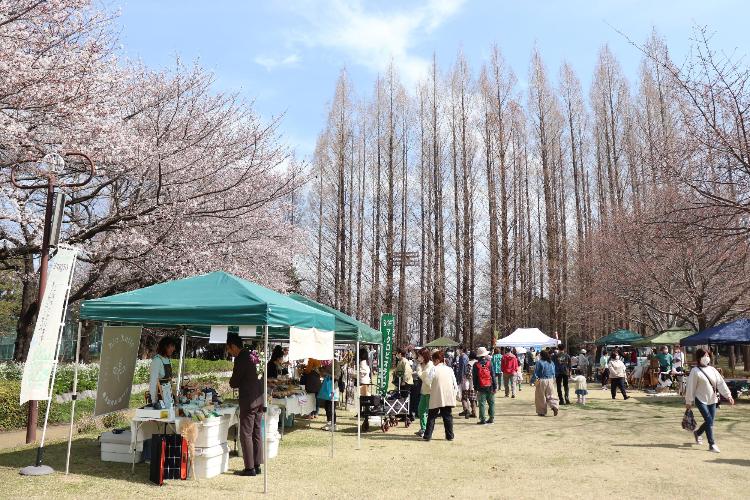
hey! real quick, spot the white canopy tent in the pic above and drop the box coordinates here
[497,328,560,348]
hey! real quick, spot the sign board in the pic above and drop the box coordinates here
[95,326,142,416]
[288,327,334,361]
[377,313,395,396]
[20,246,78,404]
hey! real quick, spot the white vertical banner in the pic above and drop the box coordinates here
[20,246,79,404]
[287,327,334,361]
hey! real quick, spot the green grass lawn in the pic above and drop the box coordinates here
[0,385,748,499]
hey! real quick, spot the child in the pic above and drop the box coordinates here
[573,374,588,404]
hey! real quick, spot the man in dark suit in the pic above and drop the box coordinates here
[227,334,264,477]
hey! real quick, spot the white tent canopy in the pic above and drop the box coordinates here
[497,328,560,348]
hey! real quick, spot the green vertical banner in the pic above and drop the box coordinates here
[378,313,395,396]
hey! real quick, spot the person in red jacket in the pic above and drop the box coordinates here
[501,347,520,398]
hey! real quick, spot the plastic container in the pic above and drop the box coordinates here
[267,433,280,459]
[193,415,231,448]
[192,442,229,479]
[101,430,140,462]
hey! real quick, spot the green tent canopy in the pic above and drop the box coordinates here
[632,326,695,347]
[288,294,381,344]
[594,329,643,346]
[425,336,460,348]
[80,271,335,332]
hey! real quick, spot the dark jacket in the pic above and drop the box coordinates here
[552,351,571,377]
[229,348,264,409]
[472,358,498,392]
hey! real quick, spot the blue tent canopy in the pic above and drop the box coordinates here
[680,318,750,346]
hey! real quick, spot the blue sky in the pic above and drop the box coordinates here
[115,0,750,159]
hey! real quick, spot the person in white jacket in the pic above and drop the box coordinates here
[423,350,458,442]
[685,348,735,453]
[607,349,630,400]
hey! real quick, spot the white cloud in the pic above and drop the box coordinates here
[254,53,301,71]
[280,0,466,87]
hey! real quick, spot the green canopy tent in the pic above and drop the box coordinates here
[287,293,382,449]
[288,293,381,345]
[74,271,337,493]
[632,326,695,347]
[425,336,460,348]
[594,329,643,346]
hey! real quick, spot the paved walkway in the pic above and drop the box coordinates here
[0,423,74,450]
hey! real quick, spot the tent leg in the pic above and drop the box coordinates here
[263,325,268,495]
[331,354,335,458]
[176,330,186,396]
[356,341,360,450]
[65,322,82,475]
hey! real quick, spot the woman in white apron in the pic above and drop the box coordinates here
[149,337,177,408]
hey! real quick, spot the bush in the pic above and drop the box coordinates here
[0,358,231,396]
[0,381,65,431]
[101,411,129,429]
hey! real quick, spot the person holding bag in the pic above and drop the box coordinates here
[685,348,734,453]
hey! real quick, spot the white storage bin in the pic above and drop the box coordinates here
[101,430,138,462]
[192,442,229,479]
[193,415,231,448]
[267,433,280,459]
[101,450,140,463]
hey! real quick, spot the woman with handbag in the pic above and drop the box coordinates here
[685,348,735,453]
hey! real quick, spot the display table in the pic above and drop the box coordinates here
[128,405,239,472]
[270,394,316,438]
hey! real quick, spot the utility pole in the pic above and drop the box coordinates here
[11,152,95,444]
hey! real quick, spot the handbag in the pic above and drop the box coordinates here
[697,366,723,409]
[681,408,697,431]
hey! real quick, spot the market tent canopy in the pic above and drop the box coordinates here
[425,336,460,348]
[288,294,381,344]
[595,329,643,346]
[497,328,559,348]
[681,318,750,346]
[633,326,695,347]
[80,271,335,331]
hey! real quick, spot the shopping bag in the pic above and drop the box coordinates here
[681,408,697,432]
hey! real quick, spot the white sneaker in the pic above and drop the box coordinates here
[322,422,331,431]
[693,432,703,445]
[709,444,720,453]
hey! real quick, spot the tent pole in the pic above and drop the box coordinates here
[356,341,360,450]
[65,321,82,475]
[263,325,268,494]
[331,347,335,458]
[176,330,186,395]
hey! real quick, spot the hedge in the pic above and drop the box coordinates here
[0,358,233,396]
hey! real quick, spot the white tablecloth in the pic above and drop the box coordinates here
[270,394,316,416]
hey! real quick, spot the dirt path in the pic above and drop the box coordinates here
[0,424,75,450]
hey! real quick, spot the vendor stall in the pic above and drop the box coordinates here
[497,328,559,348]
[71,271,336,494]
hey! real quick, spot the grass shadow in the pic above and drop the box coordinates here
[613,442,693,450]
[0,438,153,484]
[708,458,750,467]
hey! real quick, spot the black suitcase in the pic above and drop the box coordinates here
[149,434,188,485]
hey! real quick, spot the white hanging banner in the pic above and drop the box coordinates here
[20,246,79,404]
[288,327,334,361]
[209,325,229,344]
[238,325,258,338]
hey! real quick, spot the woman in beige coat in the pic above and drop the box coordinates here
[423,350,458,441]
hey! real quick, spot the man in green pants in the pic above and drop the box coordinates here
[473,347,497,425]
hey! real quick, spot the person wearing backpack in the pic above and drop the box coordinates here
[472,347,498,425]
[685,348,734,453]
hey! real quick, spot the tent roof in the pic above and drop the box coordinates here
[80,271,335,331]
[288,294,381,344]
[425,336,460,348]
[632,326,695,346]
[497,328,559,348]
[595,329,643,346]
[681,318,750,346]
